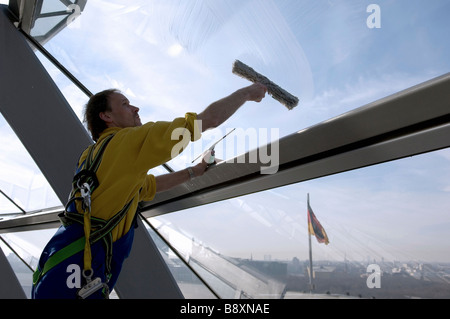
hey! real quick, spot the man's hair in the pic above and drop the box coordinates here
[84,89,120,141]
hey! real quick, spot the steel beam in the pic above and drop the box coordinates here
[0,6,92,204]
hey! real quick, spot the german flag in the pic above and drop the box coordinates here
[307,196,329,245]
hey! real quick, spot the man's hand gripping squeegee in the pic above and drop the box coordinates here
[192,128,236,167]
[232,60,299,110]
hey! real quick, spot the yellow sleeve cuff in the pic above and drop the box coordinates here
[140,174,157,202]
[185,112,202,142]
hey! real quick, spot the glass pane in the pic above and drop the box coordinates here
[41,0,72,14]
[12,0,450,300]
[1,229,57,271]
[35,50,89,124]
[0,242,33,298]
[30,0,76,38]
[143,220,217,299]
[0,229,57,298]
[149,148,450,299]
[30,16,68,38]
[35,0,450,171]
[0,114,62,215]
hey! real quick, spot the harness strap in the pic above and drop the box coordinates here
[32,237,85,285]
[68,134,115,201]
[33,134,127,288]
[77,135,114,275]
[32,199,133,286]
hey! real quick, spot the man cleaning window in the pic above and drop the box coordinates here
[31,83,267,299]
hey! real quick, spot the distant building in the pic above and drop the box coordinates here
[240,259,288,282]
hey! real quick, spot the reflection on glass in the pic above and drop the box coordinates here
[35,0,450,172]
[0,228,57,298]
[143,220,216,299]
[0,229,57,299]
[1,229,56,270]
[150,148,450,298]
[0,242,33,298]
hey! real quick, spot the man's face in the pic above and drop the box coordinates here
[102,92,142,128]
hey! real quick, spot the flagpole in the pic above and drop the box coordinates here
[308,193,314,293]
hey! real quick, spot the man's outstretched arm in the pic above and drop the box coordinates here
[196,83,267,132]
[155,151,213,193]
[156,83,267,192]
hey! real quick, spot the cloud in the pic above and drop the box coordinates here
[167,43,184,57]
[302,71,441,128]
[49,0,314,124]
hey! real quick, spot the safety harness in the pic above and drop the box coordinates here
[33,134,133,299]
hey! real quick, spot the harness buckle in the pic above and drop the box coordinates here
[79,182,91,212]
[77,269,106,299]
[77,277,104,299]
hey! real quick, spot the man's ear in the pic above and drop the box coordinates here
[99,111,112,124]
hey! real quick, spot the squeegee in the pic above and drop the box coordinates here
[232,59,299,110]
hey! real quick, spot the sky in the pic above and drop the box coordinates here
[1,0,450,264]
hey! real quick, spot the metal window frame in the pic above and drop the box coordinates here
[8,0,88,45]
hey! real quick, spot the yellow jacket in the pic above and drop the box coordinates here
[75,112,201,241]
